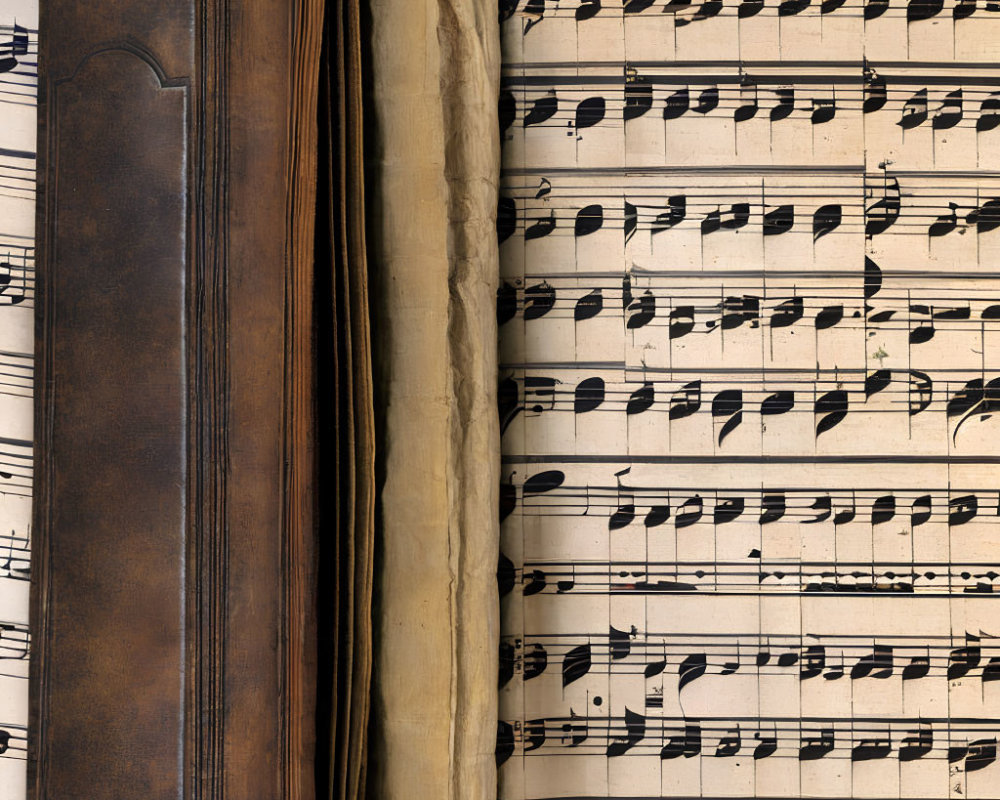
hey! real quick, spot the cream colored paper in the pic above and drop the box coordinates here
[498,3,1000,799]
[367,2,501,798]
[0,3,34,798]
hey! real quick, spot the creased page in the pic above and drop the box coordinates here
[367,1,500,798]
[0,3,34,798]
[497,3,1000,799]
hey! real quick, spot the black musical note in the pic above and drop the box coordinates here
[734,84,759,123]
[525,210,556,240]
[525,91,558,127]
[575,377,605,413]
[500,90,516,138]
[965,198,1000,234]
[770,88,794,122]
[622,199,637,241]
[712,389,743,445]
[678,652,708,692]
[779,0,811,14]
[675,495,704,528]
[660,721,701,758]
[694,86,719,114]
[811,90,837,125]
[577,0,602,20]
[813,204,841,241]
[852,728,892,761]
[670,380,702,420]
[563,643,592,686]
[522,0,546,33]
[609,468,636,530]
[523,282,555,319]
[799,728,835,760]
[911,494,932,526]
[676,0,723,26]
[575,288,603,321]
[899,89,929,130]
[815,389,848,436]
[763,205,794,236]
[954,0,977,18]
[928,203,958,237]
[754,725,778,759]
[771,297,803,327]
[865,177,900,237]
[851,644,894,678]
[624,69,653,122]
[949,494,978,526]
[761,390,794,417]
[496,722,515,766]
[978,92,1000,132]
[627,382,655,415]
[933,89,963,130]
[627,290,656,328]
[0,23,26,74]
[652,195,686,233]
[663,88,689,121]
[864,67,887,109]
[574,97,605,131]
[715,725,741,757]
[607,708,646,757]
[907,0,944,21]
[575,204,603,237]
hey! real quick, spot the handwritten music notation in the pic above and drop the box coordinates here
[501,471,1000,527]
[499,0,1000,796]
[502,0,1000,25]
[498,713,1000,768]
[498,172,1000,246]
[0,2,35,797]
[501,628,1000,688]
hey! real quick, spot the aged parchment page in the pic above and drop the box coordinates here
[498,3,1000,798]
[0,2,34,798]
[367,2,501,798]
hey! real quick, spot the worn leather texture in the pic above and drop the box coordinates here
[30,2,322,798]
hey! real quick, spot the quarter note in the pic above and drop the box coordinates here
[933,89,963,130]
[770,88,794,122]
[660,720,701,759]
[663,88,689,121]
[607,708,646,757]
[811,89,836,125]
[865,175,900,237]
[525,90,558,127]
[899,89,929,130]
[799,728,835,760]
[907,0,944,21]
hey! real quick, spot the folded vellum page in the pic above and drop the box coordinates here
[367,1,501,798]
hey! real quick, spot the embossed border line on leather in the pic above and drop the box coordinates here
[29,1,320,798]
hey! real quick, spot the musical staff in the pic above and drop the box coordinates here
[498,713,1000,768]
[501,629,1000,689]
[498,0,1000,795]
[0,4,36,798]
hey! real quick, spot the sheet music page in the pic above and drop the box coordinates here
[497,3,1000,799]
[0,1,35,796]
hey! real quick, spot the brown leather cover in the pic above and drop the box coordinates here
[30,1,322,797]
